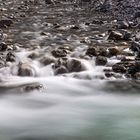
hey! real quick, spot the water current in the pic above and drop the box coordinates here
[0,1,140,140]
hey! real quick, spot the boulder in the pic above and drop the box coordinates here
[18,62,36,77]
[95,56,107,66]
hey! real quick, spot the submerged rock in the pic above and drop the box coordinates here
[18,62,37,77]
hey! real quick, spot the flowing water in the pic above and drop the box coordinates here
[0,1,140,140]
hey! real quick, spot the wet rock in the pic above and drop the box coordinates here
[23,84,43,92]
[0,60,5,68]
[92,20,104,25]
[51,48,68,58]
[95,56,107,66]
[108,30,123,41]
[40,55,56,66]
[117,21,129,29]
[86,47,97,56]
[28,52,40,59]
[99,47,108,56]
[130,41,140,52]
[108,47,120,57]
[70,25,79,30]
[134,72,140,80]
[123,30,132,41]
[6,52,15,62]
[45,0,54,4]
[133,11,140,19]
[18,62,36,77]
[0,42,8,51]
[67,58,86,72]
[127,61,140,77]
[54,66,68,75]
[112,63,127,73]
[0,19,13,28]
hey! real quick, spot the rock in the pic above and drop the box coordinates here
[54,66,68,75]
[108,47,120,57]
[0,60,5,68]
[52,48,68,58]
[23,84,43,92]
[127,61,140,76]
[0,42,8,51]
[117,21,129,29]
[130,41,140,52]
[92,20,104,25]
[86,47,97,56]
[18,62,36,77]
[95,56,107,66]
[108,30,123,40]
[6,52,15,62]
[45,0,54,4]
[67,58,86,72]
[133,11,140,19]
[123,30,132,41]
[0,19,13,28]
[99,47,108,56]
[134,72,140,80]
[112,63,127,73]
[28,52,40,59]
[40,55,56,66]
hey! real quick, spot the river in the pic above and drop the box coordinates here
[0,0,140,140]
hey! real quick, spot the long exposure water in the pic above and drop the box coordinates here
[0,0,140,140]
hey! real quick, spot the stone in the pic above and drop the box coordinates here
[108,47,120,57]
[54,66,68,75]
[112,63,127,73]
[108,30,123,40]
[6,52,15,62]
[0,19,13,28]
[133,11,140,19]
[52,49,68,57]
[40,55,56,66]
[18,62,36,77]
[45,0,54,4]
[67,58,86,72]
[130,41,140,52]
[0,42,8,51]
[86,47,97,56]
[95,56,107,66]
[128,61,140,76]
[117,21,129,29]
[99,47,108,56]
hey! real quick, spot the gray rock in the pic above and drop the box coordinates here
[95,56,107,66]
[54,66,68,75]
[108,30,123,40]
[40,55,56,65]
[112,63,127,73]
[18,62,36,77]
[67,58,86,72]
[86,47,97,56]
[0,19,13,28]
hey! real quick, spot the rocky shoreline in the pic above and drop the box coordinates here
[0,0,140,91]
